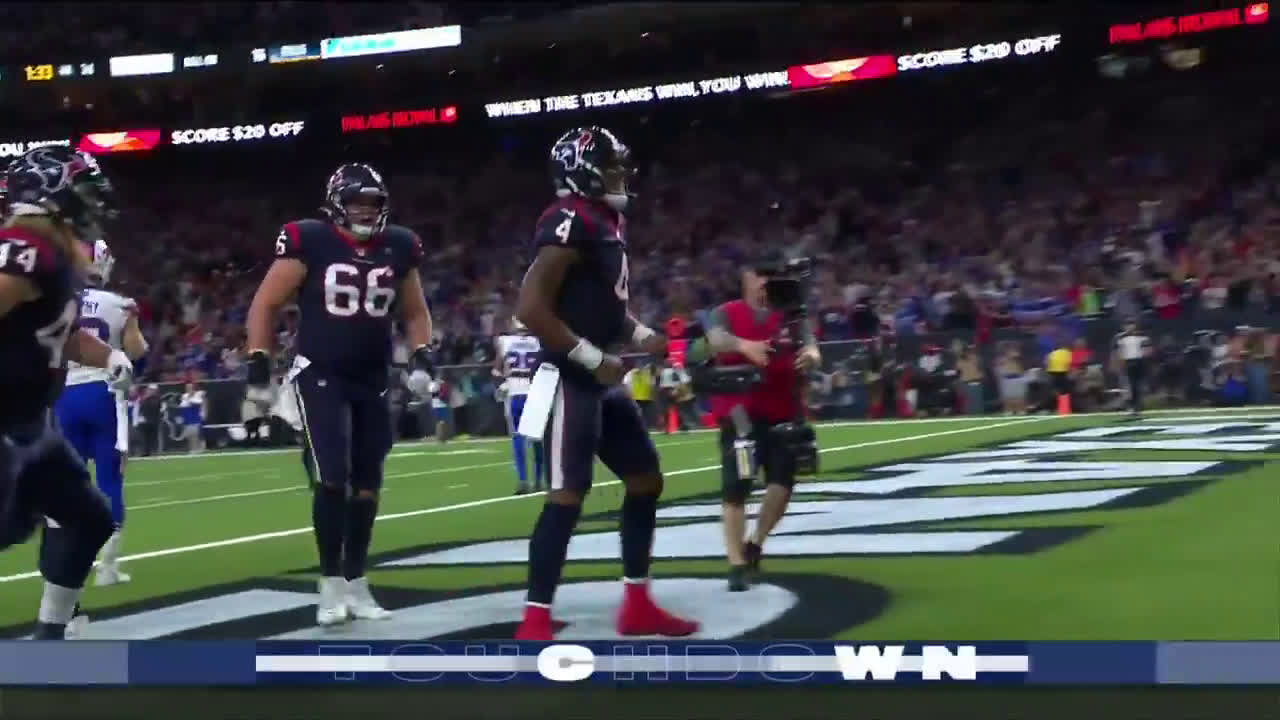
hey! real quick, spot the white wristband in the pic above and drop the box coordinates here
[568,339,604,371]
[632,324,656,345]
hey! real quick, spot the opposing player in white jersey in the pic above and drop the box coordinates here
[54,239,149,585]
[492,318,544,494]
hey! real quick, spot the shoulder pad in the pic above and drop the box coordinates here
[0,226,58,279]
[274,219,323,260]
[383,224,424,264]
[533,199,604,252]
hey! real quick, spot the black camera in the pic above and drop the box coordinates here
[770,421,818,475]
[756,255,814,320]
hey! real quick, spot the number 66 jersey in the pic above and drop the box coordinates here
[276,218,423,390]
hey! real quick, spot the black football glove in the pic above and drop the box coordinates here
[246,350,272,388]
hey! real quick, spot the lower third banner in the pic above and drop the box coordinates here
[3,641,1279,685]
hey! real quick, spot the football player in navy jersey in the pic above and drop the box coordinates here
[245,163,435,627]
[512,126,698,641]
[0,147,134,639]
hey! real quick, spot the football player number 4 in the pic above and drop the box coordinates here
[0,240,37,274]
[324,263,396,317]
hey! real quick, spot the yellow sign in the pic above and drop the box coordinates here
[24,64,54,81]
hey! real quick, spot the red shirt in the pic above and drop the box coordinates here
[708,299,799,424]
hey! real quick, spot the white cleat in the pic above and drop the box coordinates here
[65,613,90,640]
[316,577,350,626]
[94,564,132,587]
[344,577,392,620]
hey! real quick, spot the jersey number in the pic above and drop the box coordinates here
[614,253,629,301]
[324,263,396,318]
[504,350,538,375]
[36,299,78,368]
[554,210,576,244]
[77,317,111,342]
[0,240,37,273]
[274,230,288,257]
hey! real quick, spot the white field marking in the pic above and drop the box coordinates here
[129,486,302,510]
[446,484,468,490]
[0,416,1046,584]
[390,449,494,458]
[127,415,1029,463]
[385,461,513,479]
[128,469,270,488]
[131,404,1280,464]
[127,462,515,509]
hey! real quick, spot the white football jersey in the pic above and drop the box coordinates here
[66,288,134,386]
[495,334,541,395]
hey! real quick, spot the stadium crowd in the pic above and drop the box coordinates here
[96,57,1279,395]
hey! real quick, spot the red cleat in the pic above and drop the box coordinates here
[515,604,554,641]
[616,579,700,637]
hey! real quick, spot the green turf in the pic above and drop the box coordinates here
[0,409,1275,640]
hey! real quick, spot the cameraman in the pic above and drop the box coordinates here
[704,253,821,591]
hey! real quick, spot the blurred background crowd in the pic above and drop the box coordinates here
[4,1,1274,438]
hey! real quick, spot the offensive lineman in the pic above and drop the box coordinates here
[513,126,698,641]
[55,239,149,586]
[492,318,545,494]
[0,147,134,639]
[246,163,436,626]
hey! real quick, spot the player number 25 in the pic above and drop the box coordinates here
[324,263,396,318]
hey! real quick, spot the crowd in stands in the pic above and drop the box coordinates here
[95,57,1279,390]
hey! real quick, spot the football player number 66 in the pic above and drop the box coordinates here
[324,263,396,317]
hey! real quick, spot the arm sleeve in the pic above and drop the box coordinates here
[533,206,595,252]
[274,222,304,261]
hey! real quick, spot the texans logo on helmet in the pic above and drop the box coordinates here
[553,142,579,172]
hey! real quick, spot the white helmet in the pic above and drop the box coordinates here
[86,238,115,287]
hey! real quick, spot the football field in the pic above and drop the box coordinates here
[0,408,1276,641]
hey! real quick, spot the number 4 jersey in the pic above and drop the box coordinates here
[66,288,134,386]
[277,218,423,389]
[0,226,80,427]
[530,195,630,387]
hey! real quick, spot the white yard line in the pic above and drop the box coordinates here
[129,487,301,510]
[132,405,1280,463]
[0,416,1046,584]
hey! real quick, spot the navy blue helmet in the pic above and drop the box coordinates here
[321,162,389,238]
[549,126,635,211]
[4,146,116,239]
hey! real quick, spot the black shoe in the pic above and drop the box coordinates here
[514,486,529,496]
[743,541,762,573]
[728,565,749,592]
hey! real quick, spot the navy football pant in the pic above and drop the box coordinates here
[292,368,394,492]
[0,413,114,588]
[542,381,660,493]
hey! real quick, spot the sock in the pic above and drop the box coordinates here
[512,438,528,488]
[100,530,123,565]
[533,443,545,487]
[311,484,346,577]
[620,493,659,580]
[342,496,378,580]
[38,581,81,625]
[526,502,582,605]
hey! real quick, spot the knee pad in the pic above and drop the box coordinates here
[624,473,663,497]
